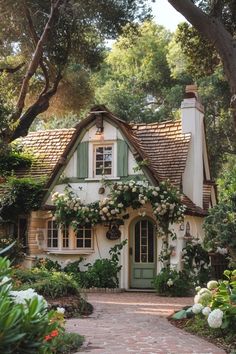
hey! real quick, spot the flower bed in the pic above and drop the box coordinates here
[169,269,236,353]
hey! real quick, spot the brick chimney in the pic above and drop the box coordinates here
[181,85,204,208]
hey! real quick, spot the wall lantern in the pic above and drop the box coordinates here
[184,221,192,240]
[95,114,104,135]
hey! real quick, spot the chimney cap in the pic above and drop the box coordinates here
[185,84,199,100]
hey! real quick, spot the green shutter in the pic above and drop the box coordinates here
[117,140,128,177]
[77,141,88,178]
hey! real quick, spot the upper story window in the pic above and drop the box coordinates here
[94,145,113,177]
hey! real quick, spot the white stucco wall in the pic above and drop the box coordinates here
[182,98,204,208]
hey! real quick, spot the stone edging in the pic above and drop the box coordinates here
[81,287,124,293]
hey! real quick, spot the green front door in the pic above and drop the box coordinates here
[130,219,156,289]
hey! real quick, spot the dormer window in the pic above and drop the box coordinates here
[94,145,113,177]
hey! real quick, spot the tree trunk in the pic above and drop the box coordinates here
[168,0,236,130]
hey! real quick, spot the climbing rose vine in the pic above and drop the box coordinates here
[52,180,185,240]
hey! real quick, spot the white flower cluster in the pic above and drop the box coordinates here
[207,280,218,290]
[216,247,228,255]
[99,197,124,220]
[202,306,211,317]
[207,309,224,328]
[167,278,174,287]
[194,287,212,306]
[192,303,203,314]
[10,288,47,308]
[52,180,184,231]
[57,307,65,314]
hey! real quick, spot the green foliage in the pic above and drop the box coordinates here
[0,257,62,354]
[0,177,45,222]
[0,148,33,176]
[217,155,236,202]
[63,259,83,274]
[52,332,84,354]
[182,239,211,286]
[18,272,80,300]
[0,237,24,264]
[34,257,62,272]
[0,0,151,138]
[203,200,236,257]
[93,21,184,122]
[192,270,236,334]
[175,23,219,78]
[32,273,80,299]
[152,267,192,297]
[79,240,127,288]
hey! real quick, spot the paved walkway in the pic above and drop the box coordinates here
[66,292,226,354]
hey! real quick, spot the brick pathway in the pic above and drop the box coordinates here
[66,292,226,354]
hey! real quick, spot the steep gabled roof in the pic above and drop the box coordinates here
[132,121,191,187]
[16,129,75,179]
[10,105,207,216]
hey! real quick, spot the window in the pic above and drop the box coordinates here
[62,226,69,248]
[47,220,58,248]
[94,145,113,177]
[76,225,93,249]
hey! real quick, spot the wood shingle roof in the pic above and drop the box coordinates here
[4,106,210,216]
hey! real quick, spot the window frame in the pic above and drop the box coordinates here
[75,225,93,250]
[47,220,59,249]
[45,220,94,253]
[93,144,113,178]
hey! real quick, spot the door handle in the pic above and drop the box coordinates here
[129,247,133,255]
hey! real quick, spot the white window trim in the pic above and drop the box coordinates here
[45,220,94,254]
[88,141,117,179]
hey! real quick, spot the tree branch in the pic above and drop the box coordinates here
[0,62,25,74]
[13,0,63,121]
[24,6,50,95]
[168,0,236,128]
[10,73,63,141]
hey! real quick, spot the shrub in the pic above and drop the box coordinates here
[182,239,211,286]
[30,272,80,299]
[79,258,120,288]
[63,259,83,274]
[0,257,61,354]
[79,240,127,288]
[34,257,62,271]
[153,267,192,297]
[190,269,236,332]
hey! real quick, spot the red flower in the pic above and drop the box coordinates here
[44,329,59,341]
[50,330,59,338]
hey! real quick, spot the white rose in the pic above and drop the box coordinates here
[102,207,108,214]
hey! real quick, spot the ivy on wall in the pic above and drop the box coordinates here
[0,177,45,222]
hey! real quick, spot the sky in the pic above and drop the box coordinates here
[150,0,187,32]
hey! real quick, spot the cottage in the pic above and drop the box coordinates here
[0,85,216,289]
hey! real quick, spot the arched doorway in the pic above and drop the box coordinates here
[129,218,156,288]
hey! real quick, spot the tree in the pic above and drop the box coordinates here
[0,0,150,145]
[167,0,236,130]
[93,21,187,122]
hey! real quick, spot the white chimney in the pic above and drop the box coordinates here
[181,85,204,208]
